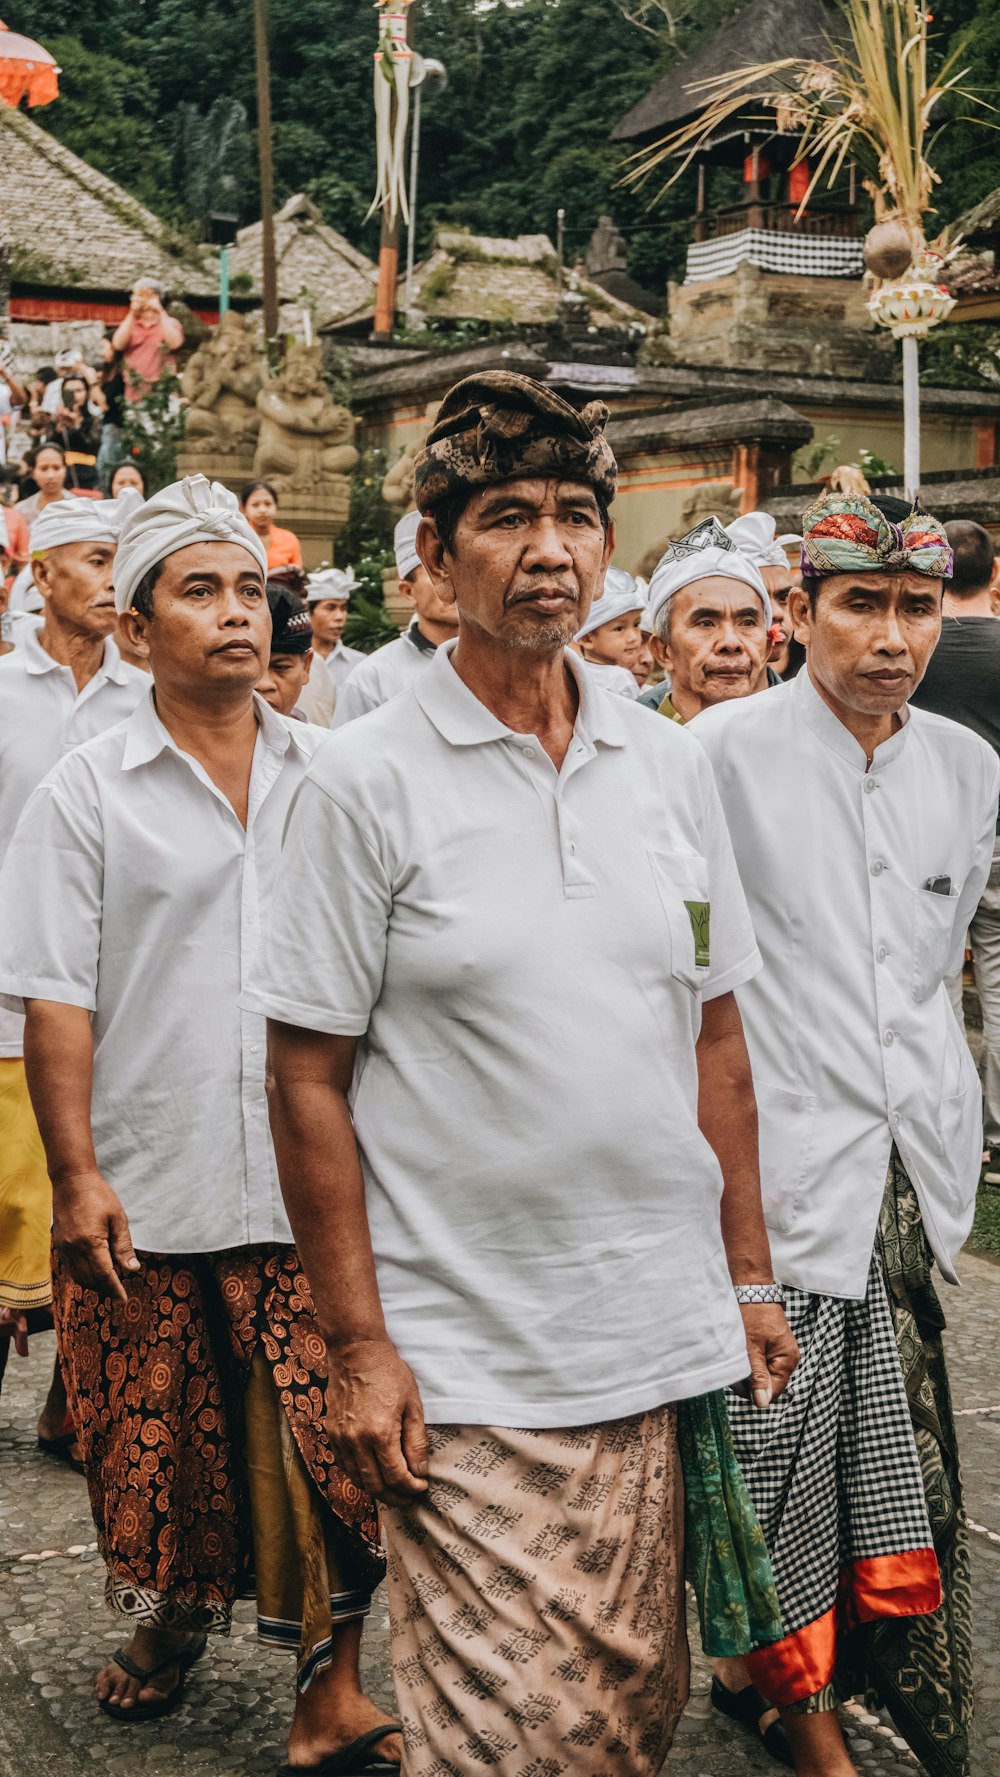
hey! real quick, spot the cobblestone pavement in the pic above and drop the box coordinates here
[1,1247,997,1776]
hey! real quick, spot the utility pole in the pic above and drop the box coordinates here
[253,0,279,345]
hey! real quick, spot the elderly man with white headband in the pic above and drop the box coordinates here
[331,508,458,727]
[726,511,802,680]
[0,475,397,1771]
[644,516,774,723]
[0,492,146,1472]
[573,564,644,696]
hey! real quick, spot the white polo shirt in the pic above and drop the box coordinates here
[295,647,336,728]
[691,670,1000,1298]
[244,642,761,1428]
[0,691,330,1253]
[330,622,437,728]
[0,628,147,1058]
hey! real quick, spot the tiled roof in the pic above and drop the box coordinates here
[229,194,376,329]
[0,104,218,298]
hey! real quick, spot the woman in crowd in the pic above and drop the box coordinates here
[43,374,102,493]
[95,332,127,492]
[110,461,146,499]
[241,478,303,570]
[17,442,68,527]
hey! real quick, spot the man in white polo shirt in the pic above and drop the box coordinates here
[246,371,798,1776]
[331,509,458,727]
[0,477,395,1771]
[692,492,996,1777]
[306,564,365,693]
[0,493,145,1461]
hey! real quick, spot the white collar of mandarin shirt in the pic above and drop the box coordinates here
[413,637,628,752]
[794,662,911,774]
[21,625,132,688]
[121,686,306,775]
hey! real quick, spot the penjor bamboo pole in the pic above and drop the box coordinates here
[254,0,279,345]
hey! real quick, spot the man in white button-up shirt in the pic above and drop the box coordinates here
[0,478,395,1770]
[692,492,998,1777]
[0,495,145,1462]
[247,372,798,1776]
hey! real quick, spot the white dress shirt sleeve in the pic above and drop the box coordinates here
[0,772,104,1015]
[329,672,379,730]
[243,777,391,1034]
[947,755,1000,979]
[692,745,762,1001]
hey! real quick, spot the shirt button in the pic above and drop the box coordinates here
[250,1044,260,1054]
[871,859,885,876]
[521,747,534,758]
[864,777,877,794]
[883,1029,895,1047]
[876,945,888,962]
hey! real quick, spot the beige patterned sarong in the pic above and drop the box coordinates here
[383,1405,687,1776]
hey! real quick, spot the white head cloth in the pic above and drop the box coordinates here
[648,516,772,632]
[394,509,421,581]
[725,510,801,570]
[112,475,266,614]
[306,565,359,605]
[575,565,645,641]
[31,487,143,557]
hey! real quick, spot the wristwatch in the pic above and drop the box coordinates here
[734,1282,785,1306]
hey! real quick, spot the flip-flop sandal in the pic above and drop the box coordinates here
[36,1432,85,1476]
[97,1632,208,1723]
[276,1721,404,1775]
[710,1676,794,1769]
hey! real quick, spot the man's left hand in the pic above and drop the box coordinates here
[737,1303,798,1409]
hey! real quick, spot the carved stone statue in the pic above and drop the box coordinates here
[253,344,358,496]
[381,403,440,513]
[180,312,264,459]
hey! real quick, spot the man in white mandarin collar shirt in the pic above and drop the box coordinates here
[692,492,996,1777]
[245,371,797,1776]
[0,493,145,1463]
[0,477,396,1771]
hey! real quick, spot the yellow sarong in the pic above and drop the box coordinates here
[0,1057,52,1310]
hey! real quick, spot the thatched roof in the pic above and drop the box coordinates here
[229,194,376,330]
[0,105,218,299]
[950,187,1000,248]
[612,0,840,143]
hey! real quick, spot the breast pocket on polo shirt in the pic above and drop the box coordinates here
[912,885,961,1004]
[647,850,710,993]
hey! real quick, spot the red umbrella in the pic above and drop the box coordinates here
[0,20,58,109]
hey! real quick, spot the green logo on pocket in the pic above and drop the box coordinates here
[685,901,710,969]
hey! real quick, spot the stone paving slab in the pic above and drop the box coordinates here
[0,1248,997,1775]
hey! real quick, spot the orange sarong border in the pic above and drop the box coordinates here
[745,1547,941,1708]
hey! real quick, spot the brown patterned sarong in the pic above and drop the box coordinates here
[383,1406,687,1776]
[52,1245,384,1689]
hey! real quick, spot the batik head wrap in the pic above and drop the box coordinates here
[800,493,952,582]
[267,584,313,656]
[648,516,772,632]
[414,371,617,512]
[113,474,267,613]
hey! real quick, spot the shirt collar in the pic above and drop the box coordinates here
[413,637,627,750]
[795,664,910,770]
[121,688,293,772]
[405,618,438,656]
[22,625,131,685]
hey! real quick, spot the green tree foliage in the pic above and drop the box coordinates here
[11,0,1000,295]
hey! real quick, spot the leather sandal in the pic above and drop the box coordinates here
[710,1675,794,1768]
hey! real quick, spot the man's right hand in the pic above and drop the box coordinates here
[52,1170,140,1302]
[325,1336,429,1508]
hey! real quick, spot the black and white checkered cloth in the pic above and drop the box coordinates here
[727,1256,933,1639]
[686,229,864,284]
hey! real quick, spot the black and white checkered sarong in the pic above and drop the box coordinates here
[727,1251,933,1640]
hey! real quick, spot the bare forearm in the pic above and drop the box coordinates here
[23,1000,98,1185]
[111,315,132,352]
[697,994,774,1284]
[266,1025,387,1349]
